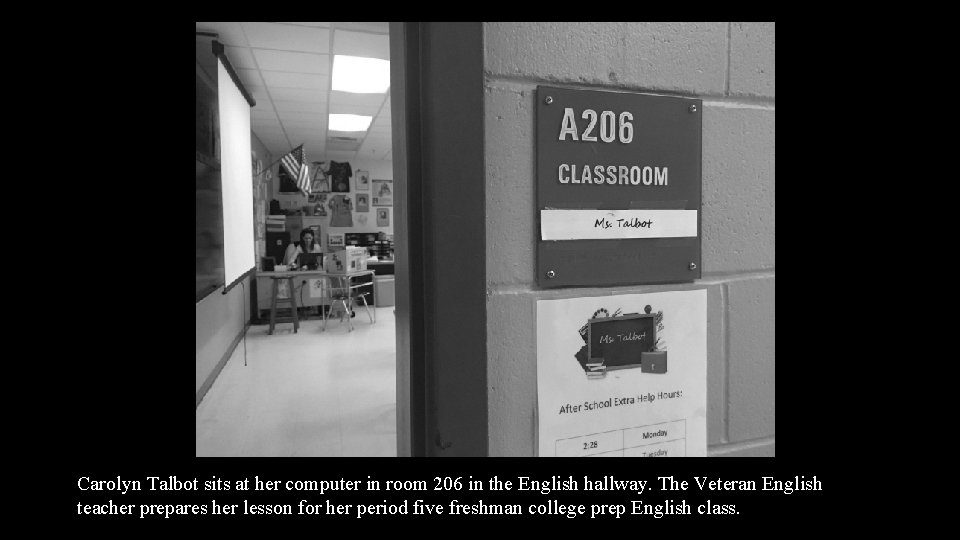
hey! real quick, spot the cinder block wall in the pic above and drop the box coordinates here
[483,22,775,457]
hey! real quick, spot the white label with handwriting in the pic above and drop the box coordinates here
[540,209,697,240]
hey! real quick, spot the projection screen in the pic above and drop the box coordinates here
[217,57,255,292]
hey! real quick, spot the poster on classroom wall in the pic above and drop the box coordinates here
[372,179,392,206]
[356,170,370,191]
[376,208,390,227]
[536,289,707,457]
[356,193,369,213]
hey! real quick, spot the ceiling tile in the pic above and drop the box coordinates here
[328,104,379,116]
[261,71,328,90]
[286,127,326,141]
[303,142,327,155]
[268,87,326,103]
[224,46,256,69]
[252,49,329,74]
[235,68,264,89]
[328,130,366,138]
[278,22,331,27]
[333,29,390,60]
[241,22,329,53]
[196,22,247,46]
[243,85,271,104]
[252,118,283,131]
[252,125,285,136]
[250,107,278,119]
[326,150,358,161]
[273,101,328,113]
[328,138,361,152]
[280,119,326,131]
[252,131,288,147]
[328,91,384,115]
[370,117,391,129]
[277,110,327,122]
[334,22,389,34]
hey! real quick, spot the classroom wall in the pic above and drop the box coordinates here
[270,157,394,250]
[196,132,272,403]
[483,22,775,456]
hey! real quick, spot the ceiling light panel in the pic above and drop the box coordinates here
[331,55,390,94]
[329,114,372,131]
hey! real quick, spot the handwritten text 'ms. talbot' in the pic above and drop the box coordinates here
[600,332,646,344]
[595,218,653,229]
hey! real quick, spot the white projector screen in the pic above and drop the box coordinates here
[217,58,255,291]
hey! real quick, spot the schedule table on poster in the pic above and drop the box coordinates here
[554,419,686,457]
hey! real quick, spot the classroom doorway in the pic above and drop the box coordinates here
[195,22,399,457]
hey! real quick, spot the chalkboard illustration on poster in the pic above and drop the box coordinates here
[576,305,666,379]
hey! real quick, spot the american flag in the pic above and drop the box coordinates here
[280,144,311,195]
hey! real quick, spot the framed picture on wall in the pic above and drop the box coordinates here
[328,233,345,249]
[356,170,370,191]
[377,207,390,227]
[372,179,393,206]
[356,193,370,212]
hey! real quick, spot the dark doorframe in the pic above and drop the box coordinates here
[390,22,488,456]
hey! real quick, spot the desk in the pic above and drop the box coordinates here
[257,269,376,333]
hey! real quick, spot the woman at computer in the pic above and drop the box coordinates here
[284,228,322,267]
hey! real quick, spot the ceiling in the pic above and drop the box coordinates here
[195,22,392,163]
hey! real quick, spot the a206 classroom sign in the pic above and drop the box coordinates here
[536,86,702,288]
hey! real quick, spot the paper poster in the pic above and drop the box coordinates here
[377,208,390,227]
[372,179,392,206]
[356,170,370,191]
[309,278,326,298]
[536,289,706,457]
[356,193,370,212]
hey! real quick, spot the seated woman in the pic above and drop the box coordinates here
[284,229,322,268]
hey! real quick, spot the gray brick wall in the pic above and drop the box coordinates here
[484,22,775,457]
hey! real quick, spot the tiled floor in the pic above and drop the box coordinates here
[196,307,397,457]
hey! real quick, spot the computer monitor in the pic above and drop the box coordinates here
[297,252,321,269]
